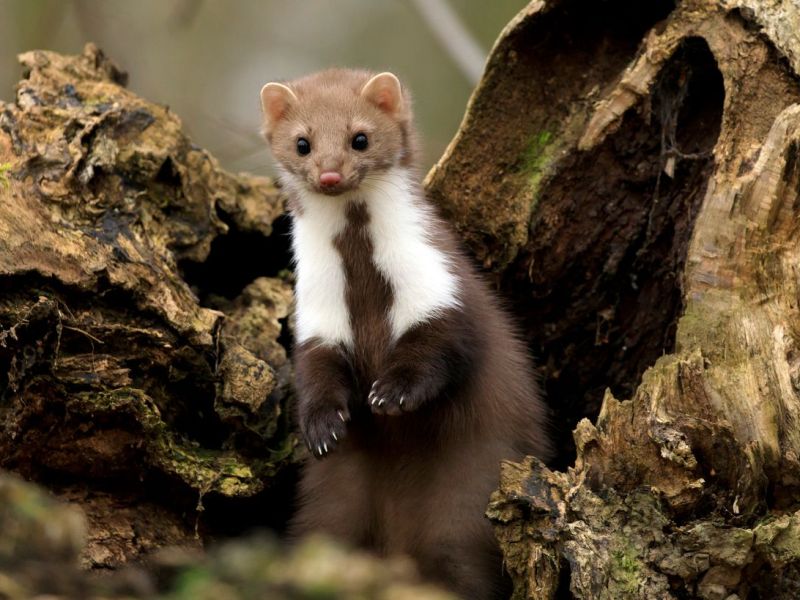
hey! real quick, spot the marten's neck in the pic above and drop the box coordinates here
[290,167,462,349]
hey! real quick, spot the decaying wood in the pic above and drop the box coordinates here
[3,0,800,596]
[0,44,297,567]
[426,0,800,597]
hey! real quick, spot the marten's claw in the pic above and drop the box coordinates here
[303,406,349,459]
[368,381,379,405]
[370,377,422,416]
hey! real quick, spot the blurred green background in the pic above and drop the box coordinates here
[0,0,524,175]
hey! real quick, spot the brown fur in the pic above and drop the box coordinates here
[261,69,553,599]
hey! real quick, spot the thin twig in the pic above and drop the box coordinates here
[408,0,486,86]
[62,325,105,345]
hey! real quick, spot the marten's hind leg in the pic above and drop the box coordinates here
[414,512,510,599]
[411,449,512,599]
[289,450,373,546]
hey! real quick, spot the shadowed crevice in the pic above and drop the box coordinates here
[505,37,725,468]
[180,212,293,304]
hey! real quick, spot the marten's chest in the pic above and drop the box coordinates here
[290,169,461,380]
[332,202,393,380]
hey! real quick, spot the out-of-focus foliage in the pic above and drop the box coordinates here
[0,0,524,173]
[0,470,456,599]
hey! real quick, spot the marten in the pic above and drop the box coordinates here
[259,68,552,599]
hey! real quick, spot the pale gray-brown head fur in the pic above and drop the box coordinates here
[260,69,417,196]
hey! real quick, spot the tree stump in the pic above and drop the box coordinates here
[425,0,800,597]
[0,44,297,567]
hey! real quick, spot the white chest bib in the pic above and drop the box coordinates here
[290,168,461,347]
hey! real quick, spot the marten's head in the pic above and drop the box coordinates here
[260,69,416,197]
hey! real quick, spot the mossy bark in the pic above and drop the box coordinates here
[0,44,297,567]
[425,0,800,597]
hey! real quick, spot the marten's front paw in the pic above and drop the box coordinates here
[300,405,350,459]
[369,373,427,416]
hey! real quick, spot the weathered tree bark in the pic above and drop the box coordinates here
[425,0,800,597]
[0,44,297,567]
[4,1,800,597]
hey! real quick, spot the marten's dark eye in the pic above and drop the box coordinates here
[352,133,368,151]
[297,138,311,156]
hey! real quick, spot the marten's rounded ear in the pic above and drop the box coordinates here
[260,82,298,131]
[360,72,404,115]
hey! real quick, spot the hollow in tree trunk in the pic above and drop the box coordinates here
[424,0,800,597]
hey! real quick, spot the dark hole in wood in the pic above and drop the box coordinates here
[554,557,574,599]
[179,211,293,304]
[505,36,724,469]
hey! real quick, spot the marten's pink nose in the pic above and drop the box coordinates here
[319,171,342,187]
